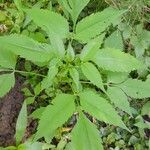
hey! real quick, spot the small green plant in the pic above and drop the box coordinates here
[0,0,150,149]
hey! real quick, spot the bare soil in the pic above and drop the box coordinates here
[0,76,24,147]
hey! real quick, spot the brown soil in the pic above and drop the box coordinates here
[0,76,24,147]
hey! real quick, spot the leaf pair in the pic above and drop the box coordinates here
[71,90,129,149]
[57,0,90,25]
[25,5,125,43]
[34,90,128,149]
[80,34,143,73]
[0,46,16,98]
[106,74,150,117]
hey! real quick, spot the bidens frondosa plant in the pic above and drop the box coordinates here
[0,0,150,149]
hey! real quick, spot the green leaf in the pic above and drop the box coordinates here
[66,43,75,62]
[57,0,72,13]
[0,49,16,69]
[91,48,143,72]
[142,101,150,116]
[2,146,16,150]
[0,11,6,22]
[69,68,80,92]
[18,142,43,150]
[71,112,103,150]
[75,7,125,43]
[80,34,105,61]
[0,73,15,97]
[106,71,128,84]
[42,143,55,150]
[134,120,150,129]
[14,0,23,11]
[41,65,58,90]
[58,0,90,25]
[0,34,53,63]
[65,143,75,150]
[79,90,128,130]
[31,107,45,119]
[81,62,104,91]
[49,33,65,58]
[56,137,67,150]
[105,30,123,50]
[25,8,69,39]
[25,97,35,105]
[107,86,132,116]
[118,79,150,99]
[130,25,150,58]
[68,0,90,24]
[34,83,42,96]
[35,94,75,140]
[15,101,27,145]
[57,0,90,25]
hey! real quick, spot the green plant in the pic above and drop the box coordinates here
[0,0,150,149]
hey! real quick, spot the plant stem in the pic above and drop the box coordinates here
[0,69,46,77]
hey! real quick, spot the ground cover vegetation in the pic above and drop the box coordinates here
[0,0,150,150]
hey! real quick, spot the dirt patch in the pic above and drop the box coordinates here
[0,75,24,147]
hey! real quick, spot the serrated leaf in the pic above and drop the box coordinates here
[71,112,103,150]
[25,8,69,39]
[15,101,27,145]
[79,90,128,130]
[0,73,15,97]
[35,94,75,140]
[107,86,132,116]
[91,48,143,72]
[75,7,125,43]
[0,34,53,63]
[118,79,150,98]
[81,62,104,91]
[80,34,105,61]
[0,49,16,69]
[57,0,90,25]
[68,0,90,24]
